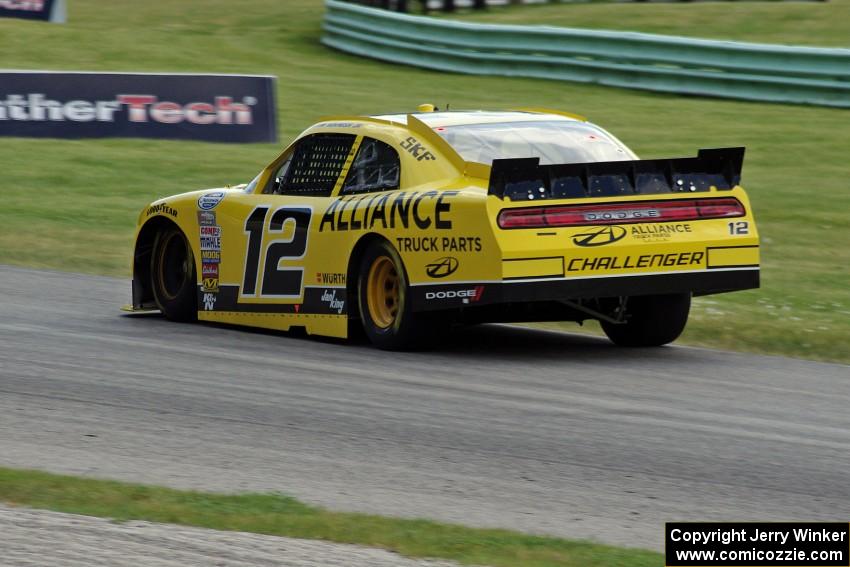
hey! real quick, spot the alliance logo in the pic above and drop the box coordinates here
[425,256,459,278]
[572,226,627,247]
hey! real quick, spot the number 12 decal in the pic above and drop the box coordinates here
[728,221,749,235]
[243,206,312,297]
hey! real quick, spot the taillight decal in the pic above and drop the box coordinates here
[498,198,745,229]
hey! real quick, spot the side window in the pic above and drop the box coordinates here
[266,133,356,196]
[342,137,400,194]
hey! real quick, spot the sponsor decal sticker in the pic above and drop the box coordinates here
[199,223,222,252]
[572,226,626,247]
[397,236,481,253]
[320,289,345,314]
[566,251,705,272]
[197,211,217,226]
[201,250,221,263]
[631,223,693,242]
[198,216,222,300]
[425,285,484,305]
[146,203,177,217]
[632,223,692,235]
[316,272,346,285]
[400,136,437,162]
[319,190,458,232]
[197,191,225,211]
[200,236,221,250]
[202,263,219,278]
[425,256,459,278]
[200,225,221,237]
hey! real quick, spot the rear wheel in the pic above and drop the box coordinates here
[357,241,438,350]
[600,293,690,347]
[151,227,197,322]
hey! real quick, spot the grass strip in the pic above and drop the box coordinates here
[0,467,661,567]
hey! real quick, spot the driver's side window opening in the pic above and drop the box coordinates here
[267,133,356,196]
[341,137,400,194]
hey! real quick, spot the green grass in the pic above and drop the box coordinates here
[444,0,850,47]
[0,467,662,567]
[1,0,848,363]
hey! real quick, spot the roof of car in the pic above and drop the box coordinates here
[371,110,584,128]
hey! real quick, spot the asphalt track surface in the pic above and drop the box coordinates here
[1,505,459,567]
[1,265,849,551]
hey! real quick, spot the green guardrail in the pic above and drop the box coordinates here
[322,0,850,108]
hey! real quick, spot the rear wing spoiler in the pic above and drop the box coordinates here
[488,147,745,201]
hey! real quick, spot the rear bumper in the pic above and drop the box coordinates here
[410,267,759,311]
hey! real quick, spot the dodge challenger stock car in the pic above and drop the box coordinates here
[126,107,759,350]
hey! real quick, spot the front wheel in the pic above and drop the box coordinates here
[600,293,690,347]
[357,241,439,350]
[151,227,197,322]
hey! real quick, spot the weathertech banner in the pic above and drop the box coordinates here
[0,0,65,22]
[0,71,277,142]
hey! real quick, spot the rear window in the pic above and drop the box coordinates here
[433,120,636,165]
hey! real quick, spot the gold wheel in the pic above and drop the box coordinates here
[366,255,400,329]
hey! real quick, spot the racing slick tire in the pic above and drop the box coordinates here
[601,293,690,347]
[151,227,197,322]
[357,241,440,350]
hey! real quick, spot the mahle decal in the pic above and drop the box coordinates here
[425,256,459,278]
[572,226,627,247]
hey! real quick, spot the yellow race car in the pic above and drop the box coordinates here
[129,107,759,349]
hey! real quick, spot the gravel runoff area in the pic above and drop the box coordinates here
[0,505,463,567]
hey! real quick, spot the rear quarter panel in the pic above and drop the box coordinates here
[487,187,759,283]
